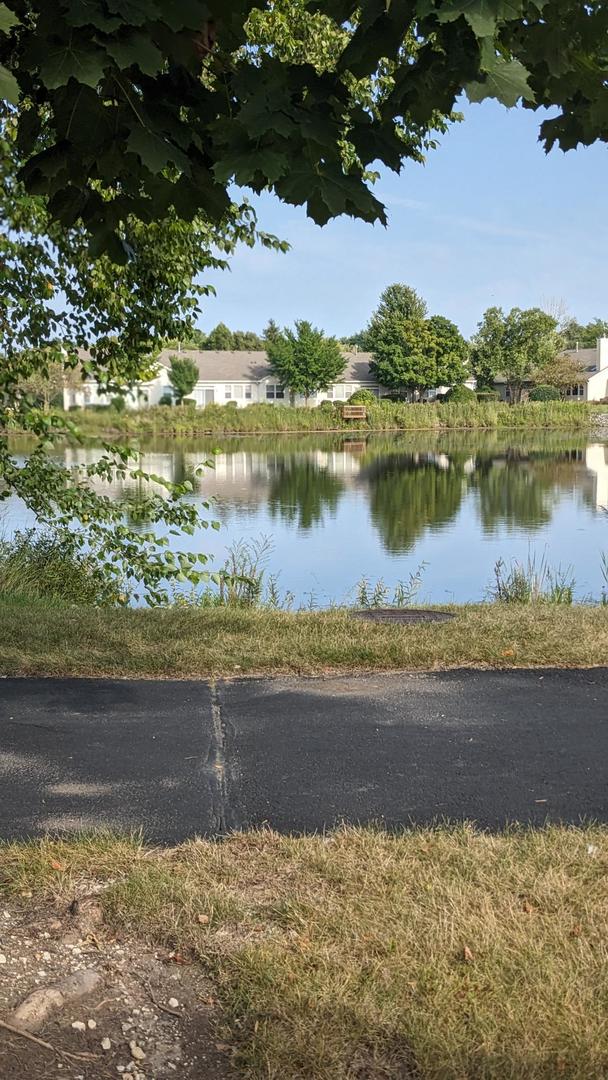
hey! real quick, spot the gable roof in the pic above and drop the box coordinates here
[156,349,375,383]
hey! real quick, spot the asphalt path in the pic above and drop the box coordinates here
[1,669,606,841]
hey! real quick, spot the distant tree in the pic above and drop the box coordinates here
[561,318,608,350]
[366,287,466,398]
[205,323,234,350]
[471,307,561,402]
[186,328,208,349]
[21,360,67,412]
[534,352,586,395]
[427,315,469,388]
[369,316,435,398]
[365,284,428,353]
[267,321,345,406]
[232,330,265,350]
[501,309,561,403]
[470,307,507,389]
[169,356,199,404]
[263,319,282,346]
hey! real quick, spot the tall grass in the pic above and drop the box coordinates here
[50,399,602,437]
[489,552,575,604]
[0,529,127,606]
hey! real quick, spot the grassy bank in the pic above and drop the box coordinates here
[2,825,607,1078]
[0,598,606,677]
[54,399,606,437]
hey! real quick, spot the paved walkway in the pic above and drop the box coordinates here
[1,669,606,841]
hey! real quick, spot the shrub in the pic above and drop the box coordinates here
[317,399,338,412]
[529,384,561,401]
[476,389,500,402]
[348,388,377,405]
[111,395,126,412]
[226,399,238,408]
[158,392,173,406]
[444,384,477,403]
[182,397,197,409]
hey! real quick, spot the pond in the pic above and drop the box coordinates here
[5,431,608,605]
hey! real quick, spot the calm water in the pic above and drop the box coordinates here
[5,431,608,604]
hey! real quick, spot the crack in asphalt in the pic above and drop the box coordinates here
[207,679,229,835]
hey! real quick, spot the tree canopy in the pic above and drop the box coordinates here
[367,284,468,396]
[0,1,606,255]
[561,318,608,350]
[471,306,561,402]
[169,355,199,403]
[267,320,345,403]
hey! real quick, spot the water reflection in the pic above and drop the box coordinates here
[267,457,345,530]
[7,432,608,602]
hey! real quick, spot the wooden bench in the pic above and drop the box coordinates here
[341,405,367,420]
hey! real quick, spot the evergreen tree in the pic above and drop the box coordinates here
[205,323,234,350]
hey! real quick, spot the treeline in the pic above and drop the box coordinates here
[167,320,282,352]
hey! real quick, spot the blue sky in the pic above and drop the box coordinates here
[197,99,607,341]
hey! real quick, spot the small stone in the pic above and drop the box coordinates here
[41,951,52,962]
[168,997,179,1009]
[71,1021,86,1033]
[129,1041,145,1062]
[0,954,6,964]
[116,1068,125,1075]
[101,1037,112,1050]
[87,1018,97,1030]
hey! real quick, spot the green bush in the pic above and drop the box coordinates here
[529,384,561,401]
[182,397,197,409]
[476,390,500,402]
[317,399,338,412]
[111,395,127,412]
[158,392,173,406]
[444,384,477,403]
[348,388,377,405]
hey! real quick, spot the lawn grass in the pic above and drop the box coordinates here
[0,598,606,677]
[50,399,607,437]
[2,826,607,1078]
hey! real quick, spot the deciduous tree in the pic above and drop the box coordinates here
[267,321,345,405]
[169,356,199,404]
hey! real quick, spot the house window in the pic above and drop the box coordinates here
[326,386,334,400]
[225,385,232,399]
[234,385,244,399]
[245,384,252,399]
[266,383,285,400]
[266,383,275,400]
[276,385,285,399]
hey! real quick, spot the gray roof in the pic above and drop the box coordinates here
[157,349,375,383]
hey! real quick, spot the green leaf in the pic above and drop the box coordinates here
[105,34,164,75]
[64,0,122,30]
[0,62,19,102]
[127,126,191,174]
[213,148,289,186]
[40,40,108,89]
[104,0,160,26]
[423,0,525,38]
[0,3,18,33]
[467,47,534,107]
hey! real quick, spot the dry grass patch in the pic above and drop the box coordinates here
[2,826,607,1079]
[0,600,607,678]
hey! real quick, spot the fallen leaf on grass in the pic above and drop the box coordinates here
[462,946,474,963]
[522,899,534,914]
[196,913,209,925]
[50,860,66,871]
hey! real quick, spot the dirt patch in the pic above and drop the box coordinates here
[0,894,236,1080]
